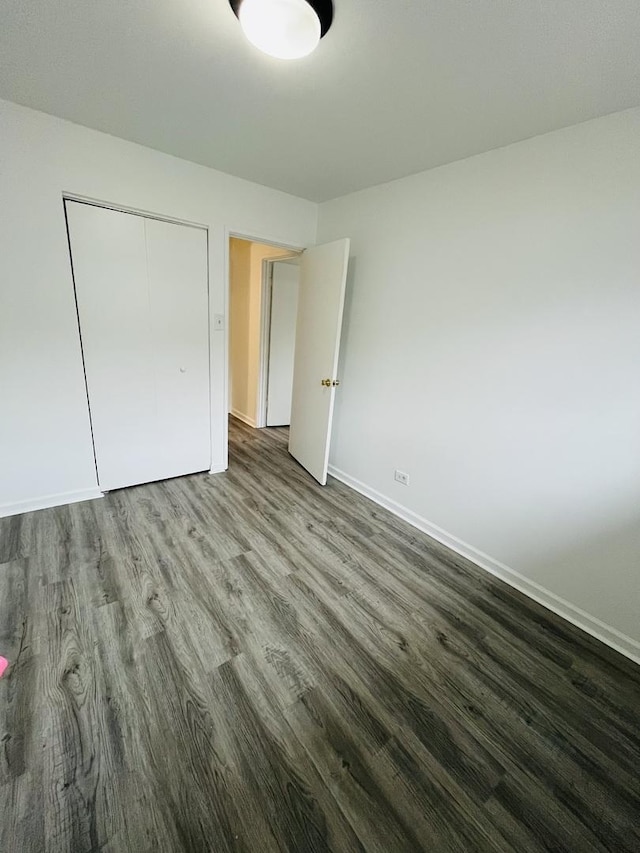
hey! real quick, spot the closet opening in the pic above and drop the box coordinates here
[65,197,212,493]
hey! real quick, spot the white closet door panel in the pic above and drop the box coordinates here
[66,202,160,490]
[144,217,211,477]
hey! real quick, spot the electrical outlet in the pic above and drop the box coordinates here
[394,469,410,485]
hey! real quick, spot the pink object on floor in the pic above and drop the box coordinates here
[0,657,8,678]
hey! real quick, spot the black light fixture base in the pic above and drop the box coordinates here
[228,0,334,38]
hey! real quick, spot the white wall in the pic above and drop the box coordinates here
[318,108,640,660]
[0,99,317,515]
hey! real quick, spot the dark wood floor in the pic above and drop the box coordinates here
[1,417,639,852]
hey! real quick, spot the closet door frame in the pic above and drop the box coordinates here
[63,193,213,488]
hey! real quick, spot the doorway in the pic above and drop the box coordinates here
[227,234,350,486]
[228,237,301,430]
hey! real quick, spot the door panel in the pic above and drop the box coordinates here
[66,202,210,491]
[144,217,211,478]
[288,238,350,484]
[66,203,156,489]
[266,261,299,426]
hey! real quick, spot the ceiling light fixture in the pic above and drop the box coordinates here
[229,0,333,60]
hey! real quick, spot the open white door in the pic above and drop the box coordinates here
[288,238,350,485]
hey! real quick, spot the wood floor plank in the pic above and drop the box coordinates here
[1,772,44,853]
[129,631,248,853]
[1,414,639,852]
[0,512,34,563]
[210,656,366,853]
[0,558,43,787]
[285,686,429,853]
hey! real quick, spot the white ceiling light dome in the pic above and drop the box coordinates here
[229,0,334,61]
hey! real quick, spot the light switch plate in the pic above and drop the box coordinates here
[213,314,224,331]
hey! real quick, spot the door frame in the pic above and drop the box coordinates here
[226,229,302,433]
[62,192,209,230]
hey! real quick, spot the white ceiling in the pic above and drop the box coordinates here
[1,0,639,201]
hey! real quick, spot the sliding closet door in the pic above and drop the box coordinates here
[66,202,210,491]
[144,217,210,482]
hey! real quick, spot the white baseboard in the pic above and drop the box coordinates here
[328,464,640,667]
[209,463,227,474]
[0,487,104,519]
[230,409,257,428]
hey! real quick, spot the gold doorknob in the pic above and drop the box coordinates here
[321,378,340,387]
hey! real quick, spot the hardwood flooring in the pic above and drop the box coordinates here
[1,416,639,852]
